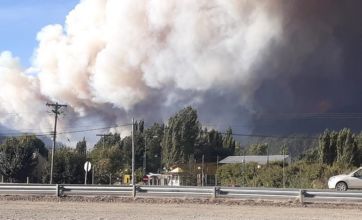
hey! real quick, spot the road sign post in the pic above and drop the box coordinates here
[84,161,92,185]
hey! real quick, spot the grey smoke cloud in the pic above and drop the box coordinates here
[0,0,282,143]
[1,0,361,144]
[250,0,362,134]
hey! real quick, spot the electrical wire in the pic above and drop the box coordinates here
[0,123,132,137]
[225,132,319,140]
[1,112,359,140]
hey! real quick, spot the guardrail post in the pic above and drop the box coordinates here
[56,184,60,197]
[56,184,65,197]
[299,189,305,204]
[132,184,136,198]
[212,186,218,199]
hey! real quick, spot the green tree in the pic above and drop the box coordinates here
[75,137,87,156]
[51,146,86,184]
[336,128,358,166]
[0,135,47,182]
[216,164,243,186]
[248,143,268,155]
[222,128,236,154]
[91,145,123,184]
[355,132,362,165]
[162,126,182,168]
[120,136,132,168]
[318,130,339,165]
[162,106,200,168]
[144,123,164,172]
[90,134,123,184]
[318,130,329,164]
[195,128,232,162]
[94,133,121,150]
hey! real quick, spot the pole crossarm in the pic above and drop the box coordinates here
[96,134,113,137]
[96,134,113,148]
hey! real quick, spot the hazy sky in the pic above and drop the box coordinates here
[0,0,361,145]
[0,0,78,66]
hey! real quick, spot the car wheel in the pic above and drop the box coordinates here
[335,182,347,191]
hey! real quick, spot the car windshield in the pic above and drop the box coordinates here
[348,168,362,176]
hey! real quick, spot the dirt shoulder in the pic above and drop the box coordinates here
[0,195,361,209]
[0,199,361,220]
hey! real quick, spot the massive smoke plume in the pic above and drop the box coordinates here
[0,0,361,144]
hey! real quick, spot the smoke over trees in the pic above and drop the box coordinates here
[0,0,362,144]
[1,106,362,187]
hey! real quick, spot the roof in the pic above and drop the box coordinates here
[219,155,289,165]
[170,167,184,173]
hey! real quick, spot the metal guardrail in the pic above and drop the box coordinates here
[62,185,132,196]
[135,186,219,199]
[0,183,57,195]
[220,187,300,199]
[1,183,362,203]
[304,189,362,201]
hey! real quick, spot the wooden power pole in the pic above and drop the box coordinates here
[96,134,112,150]
[132,118,136,198]
[46,102,67,184]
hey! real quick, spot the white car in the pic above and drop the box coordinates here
[328,167,362,191]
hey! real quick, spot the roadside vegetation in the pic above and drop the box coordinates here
[0,107,361,189]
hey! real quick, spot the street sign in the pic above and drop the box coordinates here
[84,161,92,172]
[142,175,149,182]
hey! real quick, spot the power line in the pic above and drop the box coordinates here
[3,111,362,136]
[0,111,46,116]
[0,131,53,137]
[0,127,53,133]
[0,123,132,137]
[57,124,131,135]
[255,112,362,119]
[221,132,319,140]
[0,119,330,141]
[0,121,123,134]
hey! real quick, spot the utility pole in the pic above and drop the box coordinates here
[266,143,269,166]
[131,118,136,198]
[96,134,112,150]
[202,154,204,186]
[215,155,219,186]
[282,145,286,188]
[92,165,95,185]
[46,102,67,184]
[243,148,246,186]
[143,137,147,175]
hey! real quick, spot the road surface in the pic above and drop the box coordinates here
[0,200,361,220]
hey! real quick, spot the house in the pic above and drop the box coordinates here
[144,167,184,186]
[144,163,219,186]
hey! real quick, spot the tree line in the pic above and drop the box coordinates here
[0,106,361,187]
[0,107,238,183]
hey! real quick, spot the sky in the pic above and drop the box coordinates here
[0,0,362,147]
[0,0,78,67]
